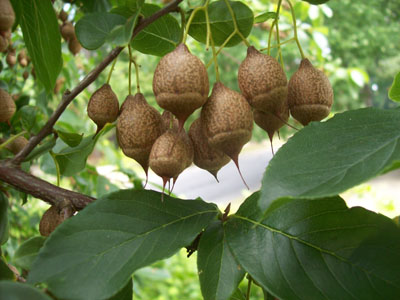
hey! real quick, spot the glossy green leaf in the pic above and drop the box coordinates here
[13,236,47,271]
[16,0,62,92]
[0,258,14,280]
[75,13,127,50]
[389,71,400,102]
[198,221,245,300]
[303,0,330,4]
[226,196,400,300]
[52,124,113,176]
[131,4,181,56]
[188,1,253,47]
[56,130,83,148]
[254,12,276,24]
[0,282,52,300]
[0,193,9,245]
[259,108,400,212]
[28,189,219,300]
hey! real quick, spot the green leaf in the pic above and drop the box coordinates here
[52,124,113,176]
[254,12,277,24]
[197,221,245,300]
[75,13,127,50]
[131,4,181,56]
[28,189,219,300]
[229,288,246,300]
[389,71,400,102]
[15,106,38,133]
[259,108,400,212]
[188,1,254,47]
[108,278,132,300]
[56,130,83,148]
[13,236,47,271]
[80,0,111,12]
[9,0,21,30]
[0,193,9,245]
[0,281,52,300]
[109,9,142,46]
[226,196,400,300]
[24,138,56,162]
[0,258,14,280]
[17,0,62,92]
[303,0,330,4]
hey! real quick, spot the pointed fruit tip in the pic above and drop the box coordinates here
[161,176,169,202]
[209,171,220,183]
[230,154,250,190]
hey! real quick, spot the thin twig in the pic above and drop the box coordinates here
[11,0,183,166]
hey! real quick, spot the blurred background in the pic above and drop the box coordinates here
[1,0,399,298]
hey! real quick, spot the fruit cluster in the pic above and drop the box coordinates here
[0,0,14,53]
[87,43,333,195]
[59,9,82,56]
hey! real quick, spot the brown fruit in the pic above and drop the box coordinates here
[238,46,287,114]
[161,110,178,133]
[117,93,164,178]
[6,49,16,67]
[0,88,16,123]
[87,84,119,134]
[149,129,193,196]
[22,70,29,80]
[58,10,68,22]
[39,206,63,237]
[188,118,230,181]
[288,58,333,126]
[5,136,28,155]
[201,82,253,188]
[68,37,81,55]
[253,103,289,143]
[0,35,8,52]
[61,21,75,41]
[0,0,15,31]
[2,28,11,40]
[17,50,29,67]
[153,43,209,131]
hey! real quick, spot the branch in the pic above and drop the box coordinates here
[12,0,183,165]
[0,160,94,210]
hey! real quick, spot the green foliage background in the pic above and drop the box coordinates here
[1,0,400,299]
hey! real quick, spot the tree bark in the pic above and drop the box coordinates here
[0,160,95,210]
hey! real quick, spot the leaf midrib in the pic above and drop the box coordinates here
[232,215,399,289]
[37,209,217,282]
